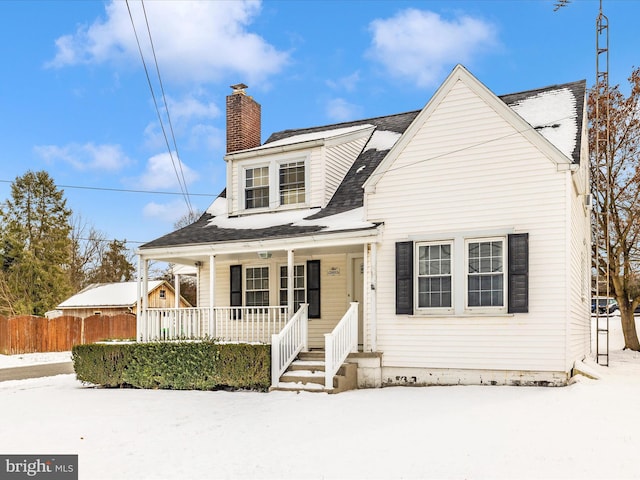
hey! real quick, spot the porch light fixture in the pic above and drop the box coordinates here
[257,251,272,259]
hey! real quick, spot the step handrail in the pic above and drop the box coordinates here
[324,302,358,389]
[271,304,309,388]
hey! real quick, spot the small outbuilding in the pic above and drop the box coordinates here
[55,280,191,319]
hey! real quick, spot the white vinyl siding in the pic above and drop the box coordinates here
[324,135,370,205]
[366,78,572,373]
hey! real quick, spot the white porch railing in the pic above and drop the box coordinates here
[142,306,289,343]
[271,304,309,388]
[324,302,358,389]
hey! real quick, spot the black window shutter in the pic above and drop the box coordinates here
[230,265,242,318]
[306,260,321,318]
[508,233,529,313]
[396,241,414,315]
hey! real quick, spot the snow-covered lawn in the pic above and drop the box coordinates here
[0,319,639,480]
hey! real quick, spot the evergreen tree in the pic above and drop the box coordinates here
[0,171,72,316]
[87,239,135,284]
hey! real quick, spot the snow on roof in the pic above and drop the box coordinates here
[250,124,374,151]
[57,281,165,308]
[364,130,402,152]
[508,87,577,160]
[205,198,374,232]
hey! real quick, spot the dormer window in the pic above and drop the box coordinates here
[240,155,308,212]
[279,161,305,205]
[245,166,270,209]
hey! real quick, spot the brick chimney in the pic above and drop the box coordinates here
[226,83,261,153]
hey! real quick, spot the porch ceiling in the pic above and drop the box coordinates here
[156,243,366,267]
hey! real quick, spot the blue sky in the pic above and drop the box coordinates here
[0,0,637,252]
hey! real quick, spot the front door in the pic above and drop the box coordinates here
[351,256,364,349]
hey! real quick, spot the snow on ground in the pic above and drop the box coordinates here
[0,319,639,479]
[0,350,71,368]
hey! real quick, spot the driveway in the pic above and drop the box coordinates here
[0,362,74,382]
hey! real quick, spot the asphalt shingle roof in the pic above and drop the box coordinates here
[141,79,586,250]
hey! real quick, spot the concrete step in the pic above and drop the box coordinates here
[280,369,325,386]
[269,351,359,394]
[288,360,326,372]
[297,351,326,361]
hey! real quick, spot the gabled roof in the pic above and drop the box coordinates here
[57,281,166,309]
[140,65,585,251]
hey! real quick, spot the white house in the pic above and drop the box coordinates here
[136,65,590,390]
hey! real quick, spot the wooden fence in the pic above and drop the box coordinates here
[0,314,136,355]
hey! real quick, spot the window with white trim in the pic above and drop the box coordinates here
[395,234,527,316]
[466,239,505,308]
[279,161,305,205]
[279,265,306,311]
[245,166,269,209]
[416,242,452,310]
[239,155,308,212]
[245,266,269,306]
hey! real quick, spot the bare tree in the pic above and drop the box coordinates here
[590,67,640,350]
[68,214,106,292]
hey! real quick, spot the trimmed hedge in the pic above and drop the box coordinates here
[72,341,271,391]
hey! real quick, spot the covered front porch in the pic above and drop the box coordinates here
[136,233,380,389]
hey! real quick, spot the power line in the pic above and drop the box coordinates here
[0,179,216,197]
[140,0,193,217]
[125,0,194,217]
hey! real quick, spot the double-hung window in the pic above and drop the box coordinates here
[466,239,505,309]
[279,161,306,205]
[245,266,269,306]
[395,233,527,316]
[245,166,269,209]
[240,156,307,212]
[279,265,306,311]
[416,242,452,310]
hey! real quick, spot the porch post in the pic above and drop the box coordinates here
[370,242,378,352]
[136,255,142,341]
[142,258,149,341]
[174,272,180,309]
[209,255,216,337]
[287,249,294,317]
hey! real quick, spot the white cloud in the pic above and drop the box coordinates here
[34,143,131,171]
[143,198,191,223]
[166,93,221,125]
[46,0,289,85]
[325,98,363,122]
[142,92,222,150]
[137,152,199,190]
[367,9,497,88]
[326,71,361,92]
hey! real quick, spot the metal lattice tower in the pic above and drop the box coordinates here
[595,1,610,367]
[555,0,610,366]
